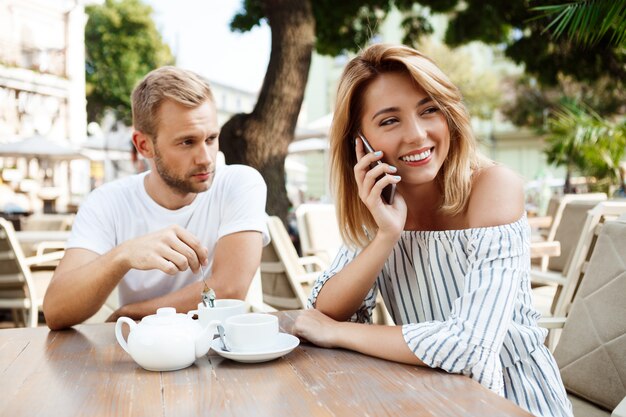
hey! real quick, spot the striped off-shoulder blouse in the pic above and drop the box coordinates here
[308,216,573,417]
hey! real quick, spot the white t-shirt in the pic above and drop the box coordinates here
[67,164,270,306]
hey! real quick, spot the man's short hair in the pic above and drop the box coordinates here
[131,66,214,138]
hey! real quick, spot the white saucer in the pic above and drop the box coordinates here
[210,333,300,363]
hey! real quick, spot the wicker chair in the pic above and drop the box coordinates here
[260,216,326,310]
[0,218,63,327]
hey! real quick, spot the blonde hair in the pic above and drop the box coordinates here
[131,66,214,139]
[330,44,491,248]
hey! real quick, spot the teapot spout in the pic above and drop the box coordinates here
[195,320,220,358]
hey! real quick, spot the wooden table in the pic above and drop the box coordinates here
[0,311,532,417]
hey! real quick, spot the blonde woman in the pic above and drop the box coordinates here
[293,44,572,417]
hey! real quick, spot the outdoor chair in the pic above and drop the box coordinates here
[540,215,626,417]
[0,218,64,327]
[541,193,607,233]
[242,269,279,313]
[534,193,606,271]
[295,203,397,319]
[532,201,626,323]
[260,216,327,309]
[531,200,603,316]
[19,213,74,257]
[537,199,603,276]
[295,203,343,265]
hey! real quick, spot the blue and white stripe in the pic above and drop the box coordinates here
[308,216,572,417]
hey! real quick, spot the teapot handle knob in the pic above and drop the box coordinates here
[115,317,137,354]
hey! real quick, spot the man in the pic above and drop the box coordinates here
[43,67,269,330]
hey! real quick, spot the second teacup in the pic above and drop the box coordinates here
[225,313,279,352]
[187,299,247,332]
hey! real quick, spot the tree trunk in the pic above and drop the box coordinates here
[219,0,315,223]
[563,166,574,194]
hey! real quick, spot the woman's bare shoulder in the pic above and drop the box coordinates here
[466,165,525,228]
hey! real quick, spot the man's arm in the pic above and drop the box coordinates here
[106,230,264,321]
[43,225,208,330]
[43,247,127,329]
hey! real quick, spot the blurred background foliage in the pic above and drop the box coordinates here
[85,0,174,125]
[545,101,626,194]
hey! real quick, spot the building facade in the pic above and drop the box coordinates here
[0,0,92,213]
[0,0,88,144]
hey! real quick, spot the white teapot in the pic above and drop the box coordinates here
[115,307,218,371]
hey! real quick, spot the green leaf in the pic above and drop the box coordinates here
[85,0,174,124]
[532,0,626,47]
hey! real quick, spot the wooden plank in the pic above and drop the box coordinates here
[0,324,163,417]
[170,353,332,417]
[0,326,52,416]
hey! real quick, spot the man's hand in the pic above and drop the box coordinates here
[119,225,209,275]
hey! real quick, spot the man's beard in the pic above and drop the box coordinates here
[153,148,211,195]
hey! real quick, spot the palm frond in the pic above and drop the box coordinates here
[531,0,626,46]
[544,101,626,187]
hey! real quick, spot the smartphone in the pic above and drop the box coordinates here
[357,132,396,205]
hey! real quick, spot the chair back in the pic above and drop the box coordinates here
[541,193,607,272]
[295,203,342,265]
[553,215,626,411]
[260,216,311,309]
[548,200,603,274]
[544,195,561,222]
[0,218,38,327]
[552,201,626,317]
[545,193,607,240]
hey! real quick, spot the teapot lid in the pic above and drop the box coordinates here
[141,307,188,326]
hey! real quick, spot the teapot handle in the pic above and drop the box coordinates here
[115,317,137,354]
[195,319,222,358]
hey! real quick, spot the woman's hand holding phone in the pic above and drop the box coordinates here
[358,132,396,205]
[354,133,406,239]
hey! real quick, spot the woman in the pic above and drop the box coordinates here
[293,44,572,417]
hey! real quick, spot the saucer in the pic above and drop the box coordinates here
[210,333,300,363]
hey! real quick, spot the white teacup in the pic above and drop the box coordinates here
[225,313,279,352]
[187,299,247,332]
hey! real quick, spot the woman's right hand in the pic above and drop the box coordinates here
[293,309,341,348]
[354,137,407,240]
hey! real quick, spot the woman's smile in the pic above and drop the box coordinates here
[399,146,434,166]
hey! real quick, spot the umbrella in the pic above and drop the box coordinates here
[0,135,88,161]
